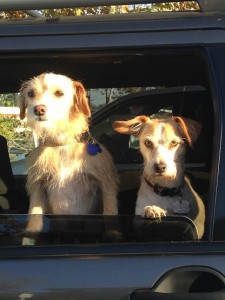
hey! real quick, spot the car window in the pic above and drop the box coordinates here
[0,48,215,245]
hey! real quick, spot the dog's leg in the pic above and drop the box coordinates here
[99,166,118,215]
[26,188,46,233]
[87,149,118,215]
[101,182,118,215]
[136,183,167,219]
[27,210,44,234]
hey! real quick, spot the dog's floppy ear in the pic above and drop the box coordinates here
[73,81,91,118]
[18,82,28,120]
[113,115,149,136]
[173,116,202,147]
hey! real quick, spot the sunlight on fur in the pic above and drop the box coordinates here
[19,72,118,233]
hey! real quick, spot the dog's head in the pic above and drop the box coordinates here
[19,73,91,129]
[113,116,201,185]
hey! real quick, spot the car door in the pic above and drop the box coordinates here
[0,2,225,299]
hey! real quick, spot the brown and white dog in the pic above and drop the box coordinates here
[113,116,205,239]
[19,72,118,232]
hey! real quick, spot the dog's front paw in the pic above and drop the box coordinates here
[142,205,167,219]
[26,214,43,233]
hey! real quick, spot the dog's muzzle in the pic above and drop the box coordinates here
[34,105,47,121]
[154,162,167,174]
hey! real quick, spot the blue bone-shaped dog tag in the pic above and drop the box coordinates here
[87,143,102,156]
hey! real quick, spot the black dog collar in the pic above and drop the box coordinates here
[145,178,184,198]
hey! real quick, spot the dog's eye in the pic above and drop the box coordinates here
[170,140,179,148]
[55,90,64,97]
[144,139,153,149]
[28,90,35,98]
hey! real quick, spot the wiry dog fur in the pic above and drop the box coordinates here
[19,72,118,232]
[113,116,205,239]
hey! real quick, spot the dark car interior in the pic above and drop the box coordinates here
[0,47,215,244]
[0,49,209,93]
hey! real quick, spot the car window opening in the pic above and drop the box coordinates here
[0,48,214,246]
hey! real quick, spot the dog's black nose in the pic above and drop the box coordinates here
[154,162,167,174]
[34,105,46,116]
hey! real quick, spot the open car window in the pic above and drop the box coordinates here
[0,48,214,245]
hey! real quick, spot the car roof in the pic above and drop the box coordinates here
[0,1,223,93]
